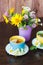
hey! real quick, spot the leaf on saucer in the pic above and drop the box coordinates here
[10,50,13,52]
[30,46,37,51]
[40,44,43,47]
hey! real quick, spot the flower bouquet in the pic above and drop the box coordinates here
[3,6,41,41]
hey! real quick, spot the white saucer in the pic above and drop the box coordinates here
[32,38,43,49]
[5,44,29,56]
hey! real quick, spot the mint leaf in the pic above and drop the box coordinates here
[40,44,43,47]
[30,46,37,51]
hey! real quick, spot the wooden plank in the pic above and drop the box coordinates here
[22,0,33,8]
[31,0,43,17]
[9,0,15,10]
[0,0,1,21]
[15,0,33,13]
[36,0,43,17]
[15,0,22,13]
[0,0,9,21]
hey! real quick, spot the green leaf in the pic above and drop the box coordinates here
[19,23,23,28]
[30,46,37,51]
[24,27,28,30]
[40,44,43,47]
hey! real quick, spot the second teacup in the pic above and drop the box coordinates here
[36,31,43,44]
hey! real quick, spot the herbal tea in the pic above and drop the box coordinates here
[12,38,24,43]
[16,39,24,43]
[38,33,43,37]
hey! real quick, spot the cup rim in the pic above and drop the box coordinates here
[36,30,43,38]
[37,30,43,34]
[9,35,25,44]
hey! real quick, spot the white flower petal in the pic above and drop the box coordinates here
[38,19,41,22]
[30,11,36,14]
[24,14,28,19]
[22,6,31,11]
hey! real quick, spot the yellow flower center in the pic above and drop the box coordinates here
[10,14,23,27]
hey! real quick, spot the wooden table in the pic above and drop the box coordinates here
[0,18,43,65]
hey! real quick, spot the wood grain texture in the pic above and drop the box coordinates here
[0,0,9,21]
[0,0,43,22]
[31,0,43,17]
[15,0,22,13]
[0,0,1,21]
[9,0,15,10]
[37,0,43,17]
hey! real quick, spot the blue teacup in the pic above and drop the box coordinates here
[9,36,25,50]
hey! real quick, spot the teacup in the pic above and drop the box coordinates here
[36,31,43,44]
[9,35,25,50]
